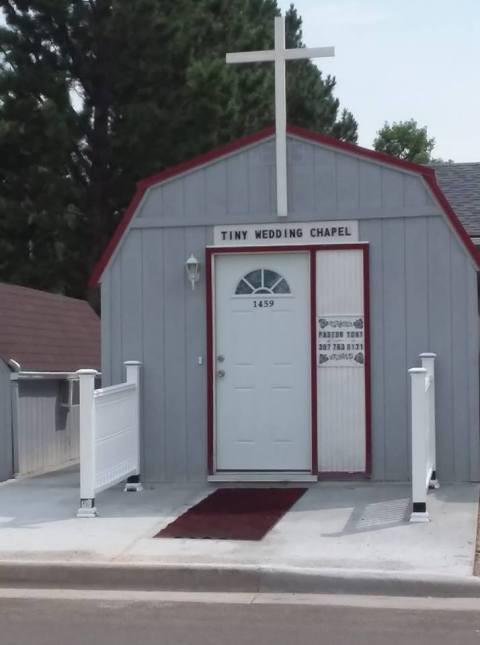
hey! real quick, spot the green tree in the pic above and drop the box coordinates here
[0,0,358,299]
[373,119,435,164]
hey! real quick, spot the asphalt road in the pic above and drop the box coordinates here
[1,590,480,645]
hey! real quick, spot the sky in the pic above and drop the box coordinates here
[277,0,480,161]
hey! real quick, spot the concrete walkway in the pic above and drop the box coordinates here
[0,467,478,593]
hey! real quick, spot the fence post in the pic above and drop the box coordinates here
[420,353,439,488]
[409,367,430,522]
[124,361,143,492]
[76,369,98,517]
[9,373,20,476]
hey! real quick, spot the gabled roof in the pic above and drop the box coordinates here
[433,163,480,237]
[90,125,480,285]
[0,283,100,372]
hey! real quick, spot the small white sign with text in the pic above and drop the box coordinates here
[317,315,365,368]
[213,221,358,246]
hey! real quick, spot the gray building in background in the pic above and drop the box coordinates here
[434,162,480,243]
[91,127,480,484]
[0,284,100,481]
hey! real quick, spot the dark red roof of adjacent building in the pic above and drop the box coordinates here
[0,283,100,372]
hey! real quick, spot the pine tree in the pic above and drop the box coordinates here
[0,0,358,298]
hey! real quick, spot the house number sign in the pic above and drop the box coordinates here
[317,315,365,367]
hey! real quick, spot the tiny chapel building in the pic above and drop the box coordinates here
[90,16,480,485]
[90,125,480,484]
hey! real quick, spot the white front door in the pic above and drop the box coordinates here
[214,252,311,471]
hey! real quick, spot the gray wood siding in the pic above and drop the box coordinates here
[101,135,480,482]
[105,227,210,482]
[0,361,13,481]
[360,217,480,481]
[132,138,437,228]
[15,379,79,476]
[141,228,167,482]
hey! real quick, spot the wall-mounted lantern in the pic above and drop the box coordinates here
[185,254,200,290]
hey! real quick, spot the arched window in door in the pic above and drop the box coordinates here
[234,269,291,295]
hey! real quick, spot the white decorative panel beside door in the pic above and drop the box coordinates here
[316,249,367,473]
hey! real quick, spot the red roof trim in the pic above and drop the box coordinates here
[89,186,145,288]
[90,124,479,286]
[286,125,480,269]
[137,126,276,192]
[286,124,436,177]
[89,127,275,287]
[425,174,480,269]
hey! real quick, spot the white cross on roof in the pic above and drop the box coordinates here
[226,16,335,217]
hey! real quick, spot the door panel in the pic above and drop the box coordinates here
[214,252,311,471]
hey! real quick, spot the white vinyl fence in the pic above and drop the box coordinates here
[408,353,439,523]
[77,361,142,517]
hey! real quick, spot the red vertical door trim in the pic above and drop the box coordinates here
[363,246,372,477]
[310,250,318,475]
[206,249,214,475]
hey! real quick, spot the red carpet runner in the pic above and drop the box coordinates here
[155,487,307,541]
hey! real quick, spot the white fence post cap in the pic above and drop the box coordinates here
[124,361,142,366]
[76,369,99,375]
[419,353,437,359]
[408,367,427,374]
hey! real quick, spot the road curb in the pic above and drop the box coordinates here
[0,561,479,597]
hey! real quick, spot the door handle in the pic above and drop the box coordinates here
[216,369,226,378]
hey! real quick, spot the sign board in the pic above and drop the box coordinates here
[214,221,358,246]
[317,315,365,367]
